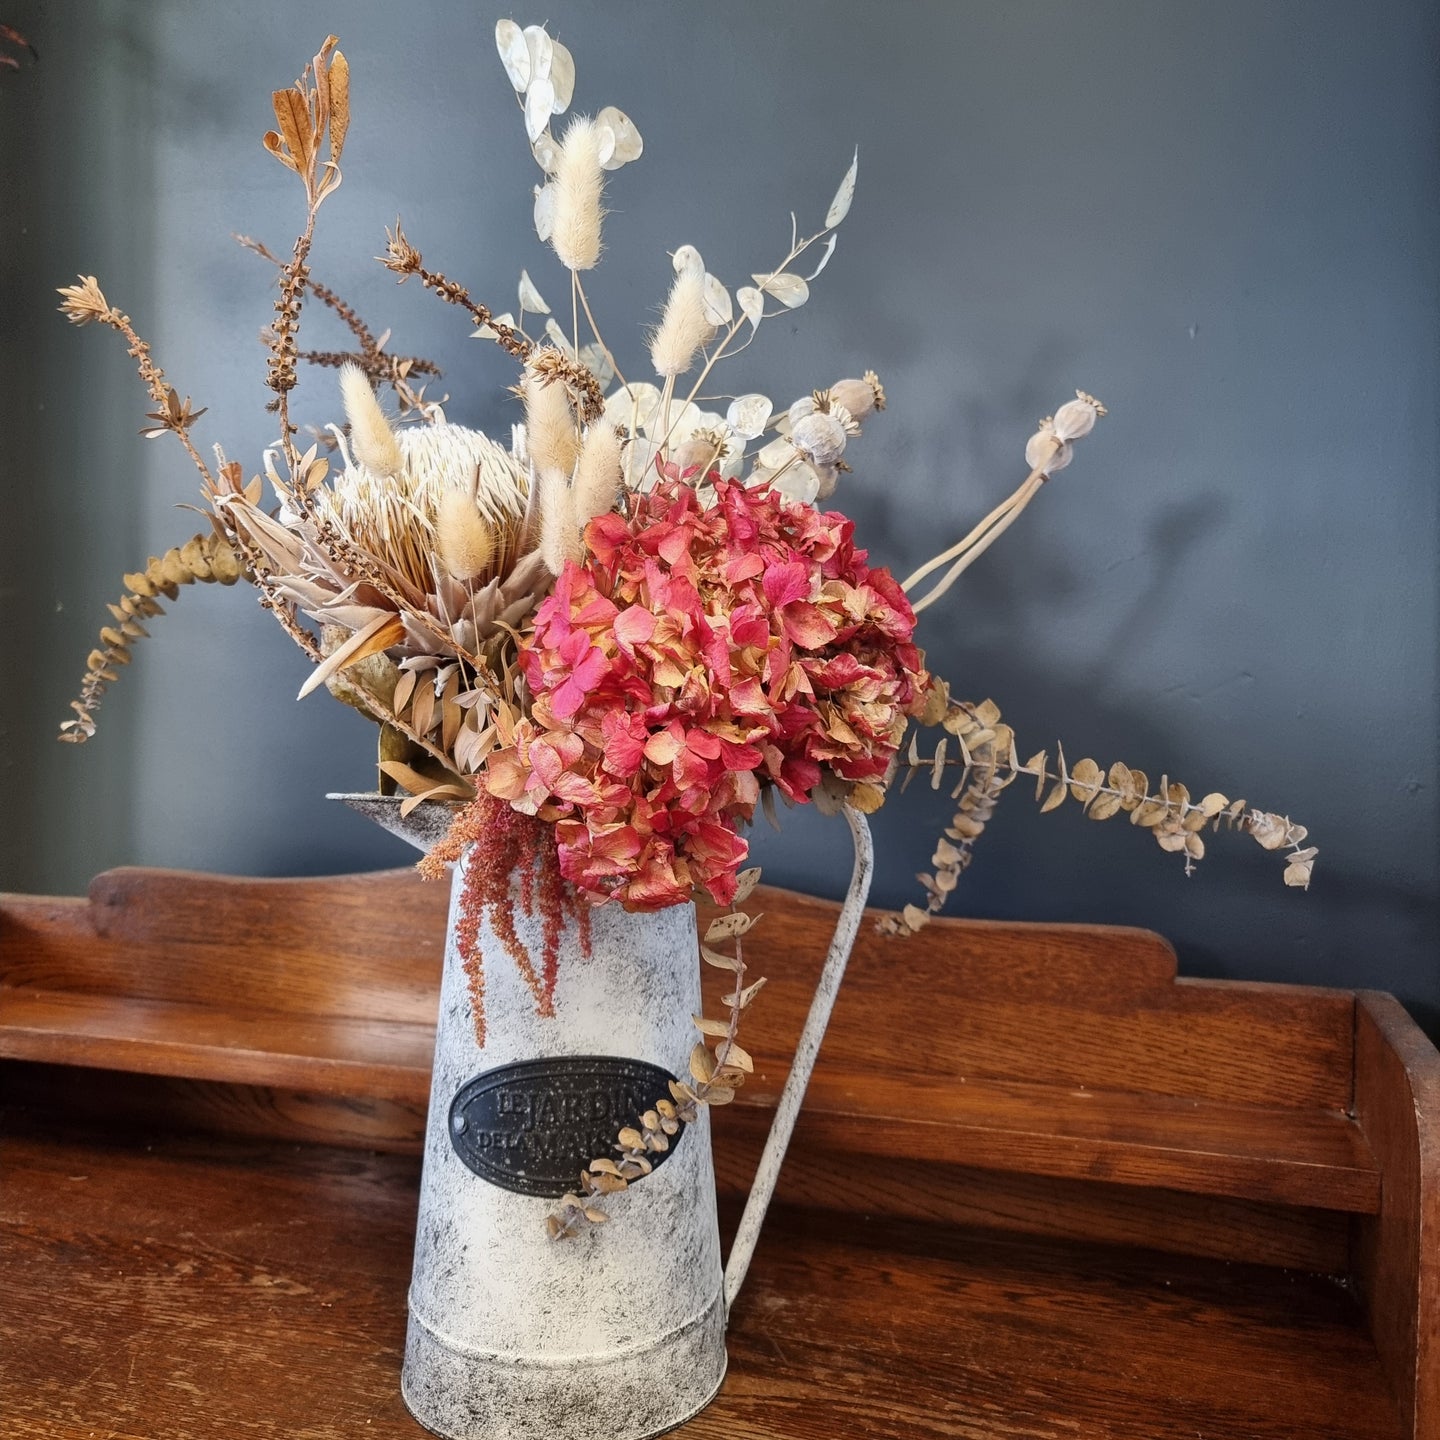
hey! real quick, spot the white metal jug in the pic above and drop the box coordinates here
[338,795,873,1440]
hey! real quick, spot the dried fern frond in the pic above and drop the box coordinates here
[59,533,247,743]
[883,694,1318,935]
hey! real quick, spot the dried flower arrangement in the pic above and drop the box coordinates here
[57,25,1317,1234]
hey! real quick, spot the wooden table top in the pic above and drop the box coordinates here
[1,1098,1403,1440]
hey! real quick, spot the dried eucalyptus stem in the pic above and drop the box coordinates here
[547,867,767,1240]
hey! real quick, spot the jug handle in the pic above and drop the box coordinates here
[722,805,874,1315]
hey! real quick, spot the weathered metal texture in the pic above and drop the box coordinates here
[406,844,724,1440]
[332,794,873,1440]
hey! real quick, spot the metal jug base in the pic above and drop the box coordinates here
[400,1288,728,1440]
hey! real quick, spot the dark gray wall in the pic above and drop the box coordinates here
[3,3,1436,1029]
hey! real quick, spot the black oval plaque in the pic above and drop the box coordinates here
[448,1056,683,1197]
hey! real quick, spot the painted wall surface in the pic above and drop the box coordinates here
[2,3,1436,1030]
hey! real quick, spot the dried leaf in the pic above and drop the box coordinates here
[689,1042,716,1084]
[1040,780,1068,813]
[720,1041,754,1073]
[704,1085,735,1106]
[518,269,550,314]
[825,148,858,228]
[1087,791,1125,821]
[692,1015,731,1038]
[806,233,838,282]
[701,945,740,971]
[705,911,756,942]
[731,866,763,905]
[901,903,929,932]
[297,613,403,700]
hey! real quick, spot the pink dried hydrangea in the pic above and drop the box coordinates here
[485,475,929,910]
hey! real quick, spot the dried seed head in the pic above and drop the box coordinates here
[649,268,713,379]
[572,422,623,526]
[550,115,606,272]
[522,353,581,477]
[1025,423,1072,474]
[340,363,403,477]
[538,466,578,575]
[437,486,497,581]
[828,373,884,422]
[791,411,848,467]
[1053,391,1105,441]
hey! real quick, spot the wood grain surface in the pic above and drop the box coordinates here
[2,865,1435,1436]
[0,1110,1404,1440]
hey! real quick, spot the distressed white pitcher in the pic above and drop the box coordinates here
[337,795,873,1440]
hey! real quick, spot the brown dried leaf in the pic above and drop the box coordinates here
[701,945,740,971]
[689,1043,716,1084]
[692,1015,731,1038]
[1087,791,1124,821]
[731,866,762,906]
[1040,780,1068,814]
[705,912,756,943]
[719,1041,754,1073]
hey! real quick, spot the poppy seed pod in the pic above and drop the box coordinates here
[827,375,881,423]
[791,411,848,468]
[1053,392,1103,441]
[1025,426,1073,474]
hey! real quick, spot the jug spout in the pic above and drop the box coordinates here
[329,792,459,854]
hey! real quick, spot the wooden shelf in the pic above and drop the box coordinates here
[2,865,1436,1438]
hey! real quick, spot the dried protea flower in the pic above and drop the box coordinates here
[550,115,606,271]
